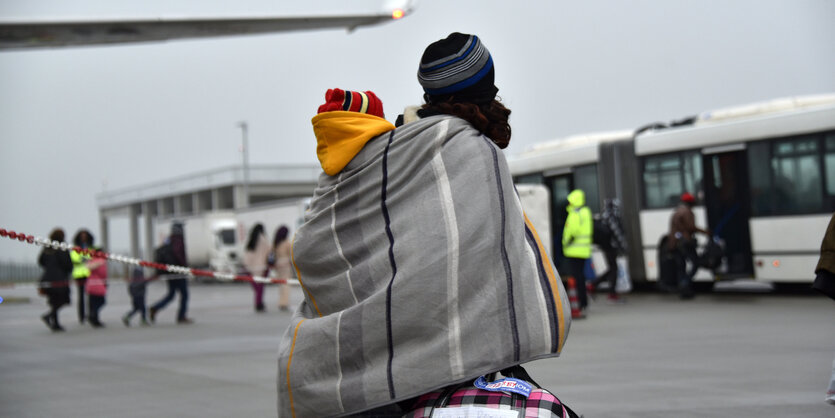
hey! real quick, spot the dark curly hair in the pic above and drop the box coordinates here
[73,229,94,247]
[49,228,65,242]
[421,99,511,149]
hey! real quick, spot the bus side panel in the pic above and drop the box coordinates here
[753,255,822,282]
[749,214,830,282]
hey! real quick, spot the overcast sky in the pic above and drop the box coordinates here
[1,0,834,262]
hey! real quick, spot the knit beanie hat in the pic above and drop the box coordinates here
[317,88,385,119]
[418,32,498,104]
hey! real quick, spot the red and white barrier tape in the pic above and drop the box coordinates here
[0,228,288,285]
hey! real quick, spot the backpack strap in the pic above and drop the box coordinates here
[500,364,542,388]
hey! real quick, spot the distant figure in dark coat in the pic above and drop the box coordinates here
[150,222,193,324]
[591,198,628,302]
[668,192,709,299]
[38,228,72,332]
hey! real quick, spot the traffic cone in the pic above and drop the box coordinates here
[567,277,585,319]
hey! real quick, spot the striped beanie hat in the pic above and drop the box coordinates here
[418,32,498,104]
[317,88,385,118]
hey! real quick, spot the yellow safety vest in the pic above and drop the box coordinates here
[563,190,593,259]
[70,250,91,279]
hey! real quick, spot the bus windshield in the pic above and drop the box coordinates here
[217,229,236,246]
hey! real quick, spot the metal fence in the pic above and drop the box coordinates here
[0,261,126,284]
[0,262,41,283]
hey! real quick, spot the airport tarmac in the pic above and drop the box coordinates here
[1,281,833,417]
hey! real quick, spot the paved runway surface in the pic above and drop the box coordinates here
[1,281,833,417]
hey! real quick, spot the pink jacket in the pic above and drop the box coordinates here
[86,257,108,296]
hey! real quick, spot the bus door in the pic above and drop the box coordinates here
[544,171,572,270]
[701,146,754,278]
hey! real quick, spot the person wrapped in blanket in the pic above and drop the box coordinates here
[813,213,835,406]
[277,33,573,417]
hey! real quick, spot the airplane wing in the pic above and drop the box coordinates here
[0,3,413,51]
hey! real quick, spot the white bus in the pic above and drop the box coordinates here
[509,94,835,288]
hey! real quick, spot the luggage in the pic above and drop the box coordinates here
[615,256,632,293]
[699,236,725,270]
[405,365,581,418]
[657,234,678,292]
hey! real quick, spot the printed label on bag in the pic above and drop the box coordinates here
[434,406,519,418]
[473,376,533,397]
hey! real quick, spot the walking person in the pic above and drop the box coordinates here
[271,225,292,311]
[668,192,709,299]
[122,267,149,326]
[590,198,628,303]
[38,228,73,332]
[562,189,593,317]
[243,223,270,312]
[70,229,93,324]
[277,32,572,416]
[85,247,108,328]
[149,222,193,324]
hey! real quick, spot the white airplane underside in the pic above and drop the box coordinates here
[0,1,414,50]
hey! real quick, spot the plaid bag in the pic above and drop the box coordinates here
[404,365,581,418]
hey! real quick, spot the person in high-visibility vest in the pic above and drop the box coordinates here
[70,229,94,324]
[562,189,593,317]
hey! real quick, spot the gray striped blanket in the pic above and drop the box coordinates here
[278,115,571,417]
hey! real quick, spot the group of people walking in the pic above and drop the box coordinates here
[37,221,295,332]
[36,225,193,331]
[38,228,109,331]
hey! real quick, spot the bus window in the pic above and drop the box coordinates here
[545,175,571,269]
[547,176,571,209]
[683,153,703,201]
[642,151,701,209]
[771,136,822,213]
[515,173,544,185]
[749,134,830,216]
[217,228,236,246]
[574,164,600,213]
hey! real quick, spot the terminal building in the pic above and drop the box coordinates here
[95,164,320,262]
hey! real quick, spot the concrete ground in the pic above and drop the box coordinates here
[1,281,833,417]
